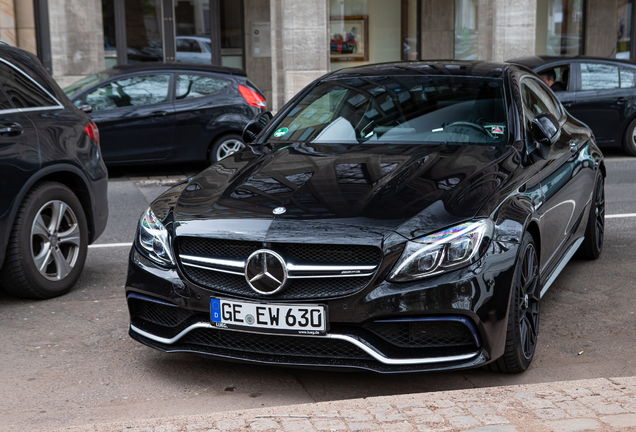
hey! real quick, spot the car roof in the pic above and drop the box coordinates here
[107,61,246,77]
[326,60,509,78]
[508,55,636,69]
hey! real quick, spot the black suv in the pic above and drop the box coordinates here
[0,45,108,299]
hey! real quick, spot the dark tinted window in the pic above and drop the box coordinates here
[176,74,229,100]
[521,78,561,136]
[581,63,619,90]
[85,74,170,111]
[0,60,58,108]
[620,67,636,88]
[267,75,508,146]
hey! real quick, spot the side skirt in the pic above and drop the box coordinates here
[539,237,585,298]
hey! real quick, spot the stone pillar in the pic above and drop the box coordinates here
[0,0,16,46]
[478,0,537,61]
[244,0,272,108]
[585,0,618,57]
[48,0,105,87]
[14,0,36,53]
[420,0,454,59]
[270,0,329,112]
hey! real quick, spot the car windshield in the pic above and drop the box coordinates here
[63,73,110,98]
[266,75,508,146]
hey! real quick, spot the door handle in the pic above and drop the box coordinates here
[615,96,627,105]
[0,123,23,135]
[562,102,574,108]
[150,111,168,117]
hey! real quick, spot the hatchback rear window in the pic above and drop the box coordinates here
[266,75,508,146]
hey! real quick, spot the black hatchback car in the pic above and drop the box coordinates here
[510,55,636,156]
[124,61,604,373]
[63,63,266,165]
[0,45,108,299]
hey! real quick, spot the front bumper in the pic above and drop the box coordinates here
[125,238,519,373]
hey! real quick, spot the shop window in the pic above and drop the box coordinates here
[102,0,117,68]
[125,0,164,63]
[330,0,413,71]
[535,0,585,55]
[175,0,212,64]
[454,0,478,60]
[221,0,245,69]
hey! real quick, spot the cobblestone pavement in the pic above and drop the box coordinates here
[36,377,636,432]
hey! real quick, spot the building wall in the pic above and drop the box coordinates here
[481,0,537,62]
[585,0,618,57]
[244,0,272,108]
[270,0,329,111]
[48,0,105,88]
[420,0,454,59]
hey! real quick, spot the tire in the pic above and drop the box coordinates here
[487,232,540,373]
[622,118,636,156]
[576,174,604,260]
[209,134,245,164]
[0,182,88,299]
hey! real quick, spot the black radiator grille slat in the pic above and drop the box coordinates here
[176,237,382,299]
[181,328,373,360]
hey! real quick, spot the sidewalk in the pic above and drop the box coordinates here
[38,377,636,432]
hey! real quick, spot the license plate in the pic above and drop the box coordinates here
[210,298,327,336]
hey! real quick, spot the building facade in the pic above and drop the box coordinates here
[1,0,633,111]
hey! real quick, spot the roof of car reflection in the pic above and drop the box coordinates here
[327,61,507,79]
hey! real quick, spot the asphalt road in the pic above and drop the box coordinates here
[1,152,635,432]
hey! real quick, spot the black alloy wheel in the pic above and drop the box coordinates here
[577,174,605,260]
[487,232,540,373]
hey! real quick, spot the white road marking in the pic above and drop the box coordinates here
[89,242,132,249]
[606,213,636,219]
[605,158,636,162]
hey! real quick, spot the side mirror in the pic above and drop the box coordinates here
[242,111,273,143]
[530,112,560,147]
[78,104,93,113]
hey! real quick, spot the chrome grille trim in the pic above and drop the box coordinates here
[130,323,480,366]
[181,255,245,276]
[180,254,378,278]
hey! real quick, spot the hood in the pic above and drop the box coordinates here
[171,142,517,242]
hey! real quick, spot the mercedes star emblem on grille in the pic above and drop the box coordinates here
[273,207,286,215]
[245,249,288,295]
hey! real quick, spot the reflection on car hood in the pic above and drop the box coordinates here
[171,142,518,242]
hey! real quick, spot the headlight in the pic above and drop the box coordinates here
[389,219,493,282]
[137,207,175,266]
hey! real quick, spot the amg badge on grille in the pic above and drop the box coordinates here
[272,207,286,215]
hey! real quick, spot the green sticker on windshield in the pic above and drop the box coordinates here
[273,127,289,137]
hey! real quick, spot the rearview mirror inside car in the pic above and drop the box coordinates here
[242,111,273,143]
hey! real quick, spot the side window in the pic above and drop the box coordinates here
[580,63,619,90]
[620,67,636,89]
[176,74,230,100]
[0,60,58,108]
[176,39,202,53]
[85,74,170,111]
[521,78,560,120]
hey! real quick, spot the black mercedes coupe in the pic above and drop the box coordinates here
[124,61,605,373]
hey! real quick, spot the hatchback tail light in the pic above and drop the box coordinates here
[84,121,100,146]
[239,84,266,109]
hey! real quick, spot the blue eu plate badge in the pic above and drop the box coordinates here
[210,298,221,323]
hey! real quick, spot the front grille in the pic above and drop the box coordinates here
[366,320,477,348]
[185,266,373,299]
[181,328,373,360]
[178,238,261,260]
[176,237,382,300]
